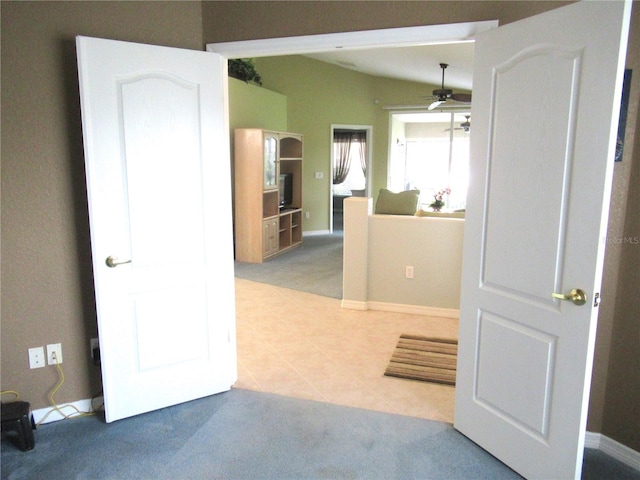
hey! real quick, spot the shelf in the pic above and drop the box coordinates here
[234,129,303,263]
[291,210,302,244]
[280,135,303,159]
[263,190,279,218]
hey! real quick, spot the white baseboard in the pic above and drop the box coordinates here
[32,397,103,425]
[341,299,459,319]
[340,299,368,310]
[585,431,640,471]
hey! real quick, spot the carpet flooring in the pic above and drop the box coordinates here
[2,389,638,480]
[384,335,458,385]
[1,389,520,480]
[233,232,344,299]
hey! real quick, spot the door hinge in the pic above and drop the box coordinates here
[593,292,601,307]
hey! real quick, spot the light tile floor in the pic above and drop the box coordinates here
[234,278,459,423]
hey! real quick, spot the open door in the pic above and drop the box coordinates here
[454,1,631,479]
[77,37,237,422]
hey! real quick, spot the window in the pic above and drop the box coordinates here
[389,112,470,210]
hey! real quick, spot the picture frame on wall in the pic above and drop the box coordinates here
[615,69,632,162]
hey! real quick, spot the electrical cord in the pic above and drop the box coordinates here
[35,352,103,427]
[0,390,21,402]
[2,353,104,426]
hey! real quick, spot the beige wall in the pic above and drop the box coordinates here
[1,0,638,453]
[590,5,640,452]
[1,0,204,408]
[366,215,464,311]
[601,100,640,449]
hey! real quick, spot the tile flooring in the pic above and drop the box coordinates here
[233,278,459,423]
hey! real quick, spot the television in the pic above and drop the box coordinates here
[279,173,293,208]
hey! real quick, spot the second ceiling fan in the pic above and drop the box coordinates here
[428,63,472,110]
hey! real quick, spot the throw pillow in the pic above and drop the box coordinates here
[374,188,420,215]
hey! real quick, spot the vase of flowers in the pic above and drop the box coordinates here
[429,188,451,212]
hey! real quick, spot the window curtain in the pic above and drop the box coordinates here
[333,131,353,184]
[354,131,367,177]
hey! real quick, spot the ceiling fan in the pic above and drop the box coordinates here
[445,115,472,133]
[428,63,472,110]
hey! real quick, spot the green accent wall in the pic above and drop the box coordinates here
[252,55,439,232]
[255,55,376,232]
[229,78,287,132]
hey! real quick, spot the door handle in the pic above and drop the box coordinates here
[105,256,132,268]
[552,288,587,306]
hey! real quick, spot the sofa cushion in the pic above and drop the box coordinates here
[374,189,420,215]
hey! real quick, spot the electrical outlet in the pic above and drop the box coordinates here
[28,347,46,369]
[47,343,63,365]
[89,337,100,360]
[305,211,310,219]
[405,266,414,279]
[90,338,99,357]
[90,338,100,365]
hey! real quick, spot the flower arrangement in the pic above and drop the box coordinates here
[429,187,451,211]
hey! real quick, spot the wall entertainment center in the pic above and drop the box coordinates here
[234,129,303,263]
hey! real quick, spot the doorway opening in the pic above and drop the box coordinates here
[207,21,492,422]
[330,125,372,233]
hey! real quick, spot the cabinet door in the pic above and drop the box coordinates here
[263,134,278,190]
[262,218,279,257]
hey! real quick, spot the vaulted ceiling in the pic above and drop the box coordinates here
[305,41,474,91]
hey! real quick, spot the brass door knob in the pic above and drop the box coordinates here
[105,256,132,268]
[552,288,587,306]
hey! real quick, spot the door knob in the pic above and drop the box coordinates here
[552,288,587,306]
[105,256,132,268]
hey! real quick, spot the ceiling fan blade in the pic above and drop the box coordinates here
[450,93,472,103]
[428,100,444,110]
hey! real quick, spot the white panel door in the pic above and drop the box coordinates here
[454,1,631,479]
[76,36,237,423]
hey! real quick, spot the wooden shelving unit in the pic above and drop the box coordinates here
[234,129,303,263]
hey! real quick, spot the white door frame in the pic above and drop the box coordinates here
[329,124,373,233]
[207,22,497,59]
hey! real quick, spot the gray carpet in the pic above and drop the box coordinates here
[2,389,638,480]
[234,231,344,299]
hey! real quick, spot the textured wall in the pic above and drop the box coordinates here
[1,0,204,408]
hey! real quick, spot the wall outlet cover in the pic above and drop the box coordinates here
[28,347,46,369]
[405,266,414,279]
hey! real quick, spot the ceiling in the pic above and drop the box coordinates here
[304,41,475,91]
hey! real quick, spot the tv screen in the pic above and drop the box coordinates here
[279,173,293,208]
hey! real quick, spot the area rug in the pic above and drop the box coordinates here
[384,335,458,385]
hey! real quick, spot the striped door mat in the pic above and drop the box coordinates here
[384,334,457,386]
